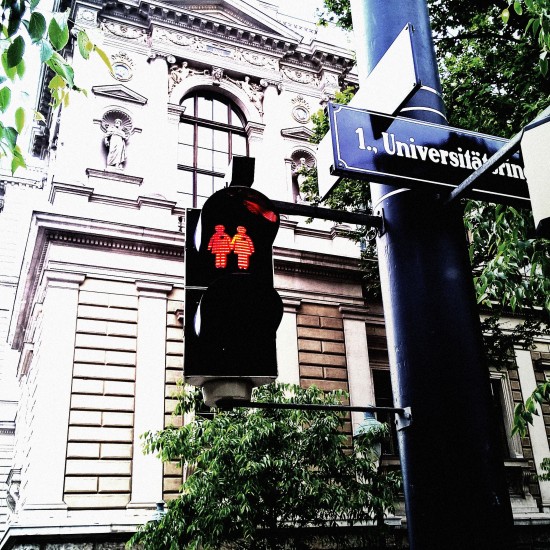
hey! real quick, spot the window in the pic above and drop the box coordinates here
[178,92,248,207]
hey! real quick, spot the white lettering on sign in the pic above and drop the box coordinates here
[354,127,525,182]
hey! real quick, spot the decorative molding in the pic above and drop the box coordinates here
[281,126,314,142]
[86,168,144,185]
[135,280,173,298]
[274,246,362,282]
[92,84,148,105]
[291,95,311,123]
[47,231,184,259]
[281,67,321,87]
[100,20,149,44]
[110,51,136,81]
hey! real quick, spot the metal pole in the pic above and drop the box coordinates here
[350,1,514,548]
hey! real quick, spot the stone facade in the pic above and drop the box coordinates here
[0,0,549,548]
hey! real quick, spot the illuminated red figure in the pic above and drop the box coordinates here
[231,225,255,270]
[208,224,232,268]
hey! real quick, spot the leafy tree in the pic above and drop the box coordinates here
[129,383,401,550]
[306,0,550,361]
[0,0,110,172]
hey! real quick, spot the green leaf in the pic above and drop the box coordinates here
[48,12,69,51]
[14,106,24,132]
[16,57,24,78]
[28,11,46,43]
[39,39,53,63]
[7,0,24,37]
[46,52,74,89]
[10,144,25,173]
[77,30,91,60]
[1,51,17,80]
[502,8,510,24]
[514,0,523,15]
[3,125,17,148]
[6,35,24,67]
[29,0,40,11]
[93,45,113,72]
[33,110,45,122]
[0,86,11,113]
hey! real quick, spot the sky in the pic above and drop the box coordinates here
[276,0,324,22]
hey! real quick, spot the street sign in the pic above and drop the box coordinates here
[350,23,420,116]
[319,103,529,207]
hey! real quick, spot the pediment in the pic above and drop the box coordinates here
[91,84,148,105]
[281,126,314,141]
[159,0,302,41]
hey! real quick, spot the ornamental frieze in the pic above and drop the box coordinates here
[281,67,321,87]
[153,28,277,70]
[100,20,149,44]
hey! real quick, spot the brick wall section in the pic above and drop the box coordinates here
[163,288,184,502]
[297,304,349,394]
[64,279,137,509]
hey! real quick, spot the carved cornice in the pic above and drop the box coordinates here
[274,246,362,282]
[48,230,184,259]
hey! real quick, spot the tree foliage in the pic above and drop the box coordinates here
[307,0,550,360]
[129,384,401,550]
[0,0,110,172]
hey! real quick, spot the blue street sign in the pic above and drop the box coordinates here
[321,103,529,207]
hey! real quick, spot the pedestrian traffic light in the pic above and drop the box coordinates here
[184,185,283,399]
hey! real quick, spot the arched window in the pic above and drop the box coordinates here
[178,91,248,207]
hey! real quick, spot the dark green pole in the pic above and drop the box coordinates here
[349,1,514,548]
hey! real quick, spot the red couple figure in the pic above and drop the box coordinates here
[207,225,255,270]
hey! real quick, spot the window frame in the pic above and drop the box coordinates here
[177,91,249,207]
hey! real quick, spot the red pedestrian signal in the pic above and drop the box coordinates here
[184,185,282,391]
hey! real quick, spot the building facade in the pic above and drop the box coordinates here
[0,0,549,548]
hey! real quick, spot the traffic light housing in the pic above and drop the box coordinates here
[184,185,283,392]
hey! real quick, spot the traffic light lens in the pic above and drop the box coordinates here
[243,199,278,223]
[207,224,255,270]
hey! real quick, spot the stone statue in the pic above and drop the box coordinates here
[237,76,264,116]
[104,119,128,169]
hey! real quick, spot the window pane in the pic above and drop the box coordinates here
[213,129,229,153]
[213,175,226,193]
[197,173,214,199]
[178,144,194,167]
[197,126,214,150]
[213,98,228,124]
[181,96,194,114]
[197,147,213,171]
[198,96,213,120]
[213,151,229,173]
[231,107,244,128]
[178,122,194,145]
[232,133,247,156]
[179,169,194,193]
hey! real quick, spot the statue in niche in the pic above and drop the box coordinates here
[104,118,128,169]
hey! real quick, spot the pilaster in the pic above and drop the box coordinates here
[128,281,172,509]
[340,305,376,434]
[23,271,85,513]
[276,297,302,385]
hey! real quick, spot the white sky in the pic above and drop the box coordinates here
[276,0,324,22]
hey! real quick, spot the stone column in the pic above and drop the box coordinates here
[24,271,85,513]
[128,281,172,508]
[340,305,376,434]
[276,297,301,385]
[516,349,550,512]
